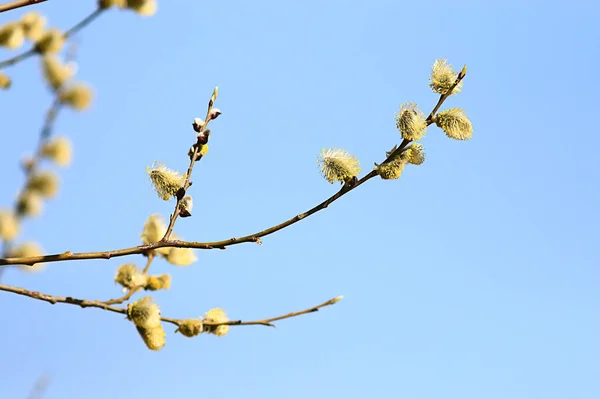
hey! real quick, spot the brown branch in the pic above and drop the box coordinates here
[0,282,341,329]
[0,0,46,14]
[0,8,104,69]
[0,68,467,268]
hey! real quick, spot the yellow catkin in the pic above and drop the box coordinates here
[0,23,25,49]
[21,12,46,41]
[317,148,361,184]
[10,241,45,272]
[435,108,473,140]
[59,83,93,111]
[127,0,158,16]
[35,28,64,54]
[17,190,43,217]
[176,319,203,337]
[0,71,11,89]
[42,56,74,91]
[41,136,72,167]
[136,325,166,351]
[203,308,230,337]
[0,210,20,240]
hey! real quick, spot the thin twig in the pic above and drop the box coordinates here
[0,8,104,69]
[0,282,341,329]
[0,69,467,268]
[162,93,216,241]
[0,0,46,14]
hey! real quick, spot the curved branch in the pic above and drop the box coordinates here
[0,68,467,268]
[0,282,341,329]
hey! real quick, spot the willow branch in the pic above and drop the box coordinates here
[0,8,104,69]
[162,93,216,241]
[0,283,341,329]
[0,69,467,268]
[0,0,46,14]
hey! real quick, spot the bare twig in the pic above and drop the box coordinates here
[25,374,52,399]
[0,69,467,268]
[0,282,341,329]
[0,8,104,69]
[0,0,46,14]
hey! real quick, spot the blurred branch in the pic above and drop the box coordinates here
[25,374,51,399]
[0,0,46,14]
[0,8,104,69]
[0,282,341,329]
[0,68,467,268]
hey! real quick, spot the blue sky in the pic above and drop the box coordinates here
[1,1,599,398]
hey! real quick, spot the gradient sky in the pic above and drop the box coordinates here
[1,1,599,398]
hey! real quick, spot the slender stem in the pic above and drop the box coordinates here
[162,98,215,241]
[0,48,36,69]
[64,8,104,39]
[0,282,341,329]
[0,69,467,268]
[0,0,46,13]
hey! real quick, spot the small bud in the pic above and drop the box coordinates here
[41,136,72,167]
[27,170,59,199]
[98,0,127,9]
[0,23,25,50]
[144,274,171,291]
[179,195,193,218]
[0,71,11,90]
[203,308,230,337]
[59,83,93,111]
[35,28,65,54]
[126,0,157,16]
[197,129,210,144]
[175,319,203,337]
[20,12,46,41]
[42,56,75,91]
[16,190,43,217]
[21,156,35,172]
[209,108,221,120]
[146,161,185,201]
[0,210,20,240]
[331,295,344,304]
[192,117,205,132]
[211,86,219,104]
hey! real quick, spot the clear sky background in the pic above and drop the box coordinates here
[1,0,599,398]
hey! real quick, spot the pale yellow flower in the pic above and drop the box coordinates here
[164,246,197,267]
[0,210,20,240]
[10,241,45,272]
[59,83,93,111]
[0,23,25,49]
[17,190,43,217]
[127,296,161,328]
[147,162,185,201]
[176,319,203,337]
[317,148,361,184]
[376,160,405,180]
[395,102,427,141]
[27,170,59,199]
[203,308,230,337]
[141,214,167,244]
[114,263,147,289]
[35,28,64,54]
[41,136,72,167]
[0,71,11,89]
[429,59,463,95]
[21,12,46,41]
[41,56,75,91]
[435,108,473,140]
[145,274,171,290]
[127,0,157,16]
[402,143,425,165]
